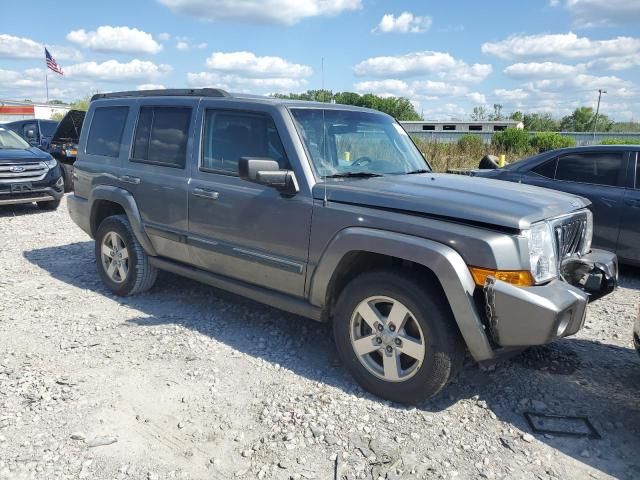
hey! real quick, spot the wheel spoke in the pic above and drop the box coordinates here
[387,302,409,331]
[398,335,425,361]
[352,335,381,357]
[119,248,129,260]
[117,263,128,280]
[382,351,401,381]
[101,244,115,259]
[356,301,384,330]
[106,260,117,279]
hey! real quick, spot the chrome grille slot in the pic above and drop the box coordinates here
[0,162,48,183]
[553,213,587,259]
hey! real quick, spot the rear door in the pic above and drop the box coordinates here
[617,152,640,263]
[119,100,196,264]
[187,103,312,297]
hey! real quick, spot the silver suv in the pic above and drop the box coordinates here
[67,89,618,403]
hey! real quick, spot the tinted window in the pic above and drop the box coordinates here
[202,110,287,173]
[132,106,191,168]
[531,158,557,179]
[86,107,129,157]
[555,152,624,187]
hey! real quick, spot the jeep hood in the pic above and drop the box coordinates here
[51,109,85,144]
[313,173,590,230]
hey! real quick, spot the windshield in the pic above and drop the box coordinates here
[40,121,58,137]
[290,108,429,177]
[0,128,30,149]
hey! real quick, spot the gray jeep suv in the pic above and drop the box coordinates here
[67,89,618,403]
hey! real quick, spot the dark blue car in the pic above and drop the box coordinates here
[473,145,640,265]
[0,126,64,210]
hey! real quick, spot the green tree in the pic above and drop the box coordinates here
[530,132,576,152]
[523,113,559,132]
[509,111,523,122]
[470,106,487,121]
[559,107,613,132]
[273,90,421,120]
[69,95,91,111]
[488,103,503,121]
[491,127,530,153]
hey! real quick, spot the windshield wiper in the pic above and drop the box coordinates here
[405,169,430,175]
[323,172,384,179]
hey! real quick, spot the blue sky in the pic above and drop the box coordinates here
[1,0,639,120]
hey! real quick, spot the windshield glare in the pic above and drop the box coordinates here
[290,108,429,177]
[0,128,30,149]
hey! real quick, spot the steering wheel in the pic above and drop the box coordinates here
[352,156,373,167]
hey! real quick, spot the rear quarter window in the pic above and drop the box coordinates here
[131,106,191,168]
[86,106,129,157]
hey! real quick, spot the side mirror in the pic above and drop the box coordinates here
[238,157,299,195]
[26,129,36,139]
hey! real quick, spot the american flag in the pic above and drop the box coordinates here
[45,48,63,75]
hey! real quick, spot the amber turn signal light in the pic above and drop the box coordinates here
[468,266,534,287]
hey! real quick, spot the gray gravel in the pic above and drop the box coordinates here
[1,196,639,480]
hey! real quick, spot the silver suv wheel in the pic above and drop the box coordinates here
[101,232,129,284]
[350,296,426,382]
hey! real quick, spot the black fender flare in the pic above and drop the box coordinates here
[308,227,494,361]
[88,185,157,256]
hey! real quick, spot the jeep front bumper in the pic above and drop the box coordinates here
[484,249,617,347]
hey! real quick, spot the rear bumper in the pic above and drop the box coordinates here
[67,193,92,237]
[484,249,618,347]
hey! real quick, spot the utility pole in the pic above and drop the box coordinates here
[592,89,606,142]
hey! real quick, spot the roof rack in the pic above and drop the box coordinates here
[90,88,231,101]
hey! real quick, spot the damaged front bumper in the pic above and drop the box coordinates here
[484,249,618,347]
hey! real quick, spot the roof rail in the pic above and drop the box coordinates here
[90,88,231,101]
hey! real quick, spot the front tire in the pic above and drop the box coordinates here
[95,215,158,296]
[333,269,465,404]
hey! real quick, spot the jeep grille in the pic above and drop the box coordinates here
[552,212,588,259]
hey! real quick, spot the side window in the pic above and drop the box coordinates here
[132,106,191,168]
[531,158,557,179]
[86,106,129,157]
[23,122,37,140]
[201,110,288,173]
[636,156,639,189]
[555,152,624,187]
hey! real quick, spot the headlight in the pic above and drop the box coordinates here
[581,209,593,255]
[523,220,557,284]
[43,157,57,169]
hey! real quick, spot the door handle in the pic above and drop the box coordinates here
[192,188,219,200]
[120,175,141,185]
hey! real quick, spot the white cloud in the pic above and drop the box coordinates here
[205,51,312,78]
[67,26,163,54]
[0,34,82,61]
[564,0,640,27]
[65,59,172,81]
[525,73,631,92]
[466,92,486,104]
[176,41,189,50]
[587,54,640,71]
[504,62,586,78]
[157,32,171,42]
[353,51,492,83]
[187,71,307,92]
[137,84,166,90]
[482,32,640,60]
[373,12,432,34]
[493,88,529,100]
[158,0,362,25]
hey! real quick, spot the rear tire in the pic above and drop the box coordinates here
[61,163,74,192]
[333,269,465,404]
[95,215,158,296]
[36,198,61,210]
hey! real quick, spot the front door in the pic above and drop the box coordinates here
[187,105,312,297]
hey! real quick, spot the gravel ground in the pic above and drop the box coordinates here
[1,196,639,480]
